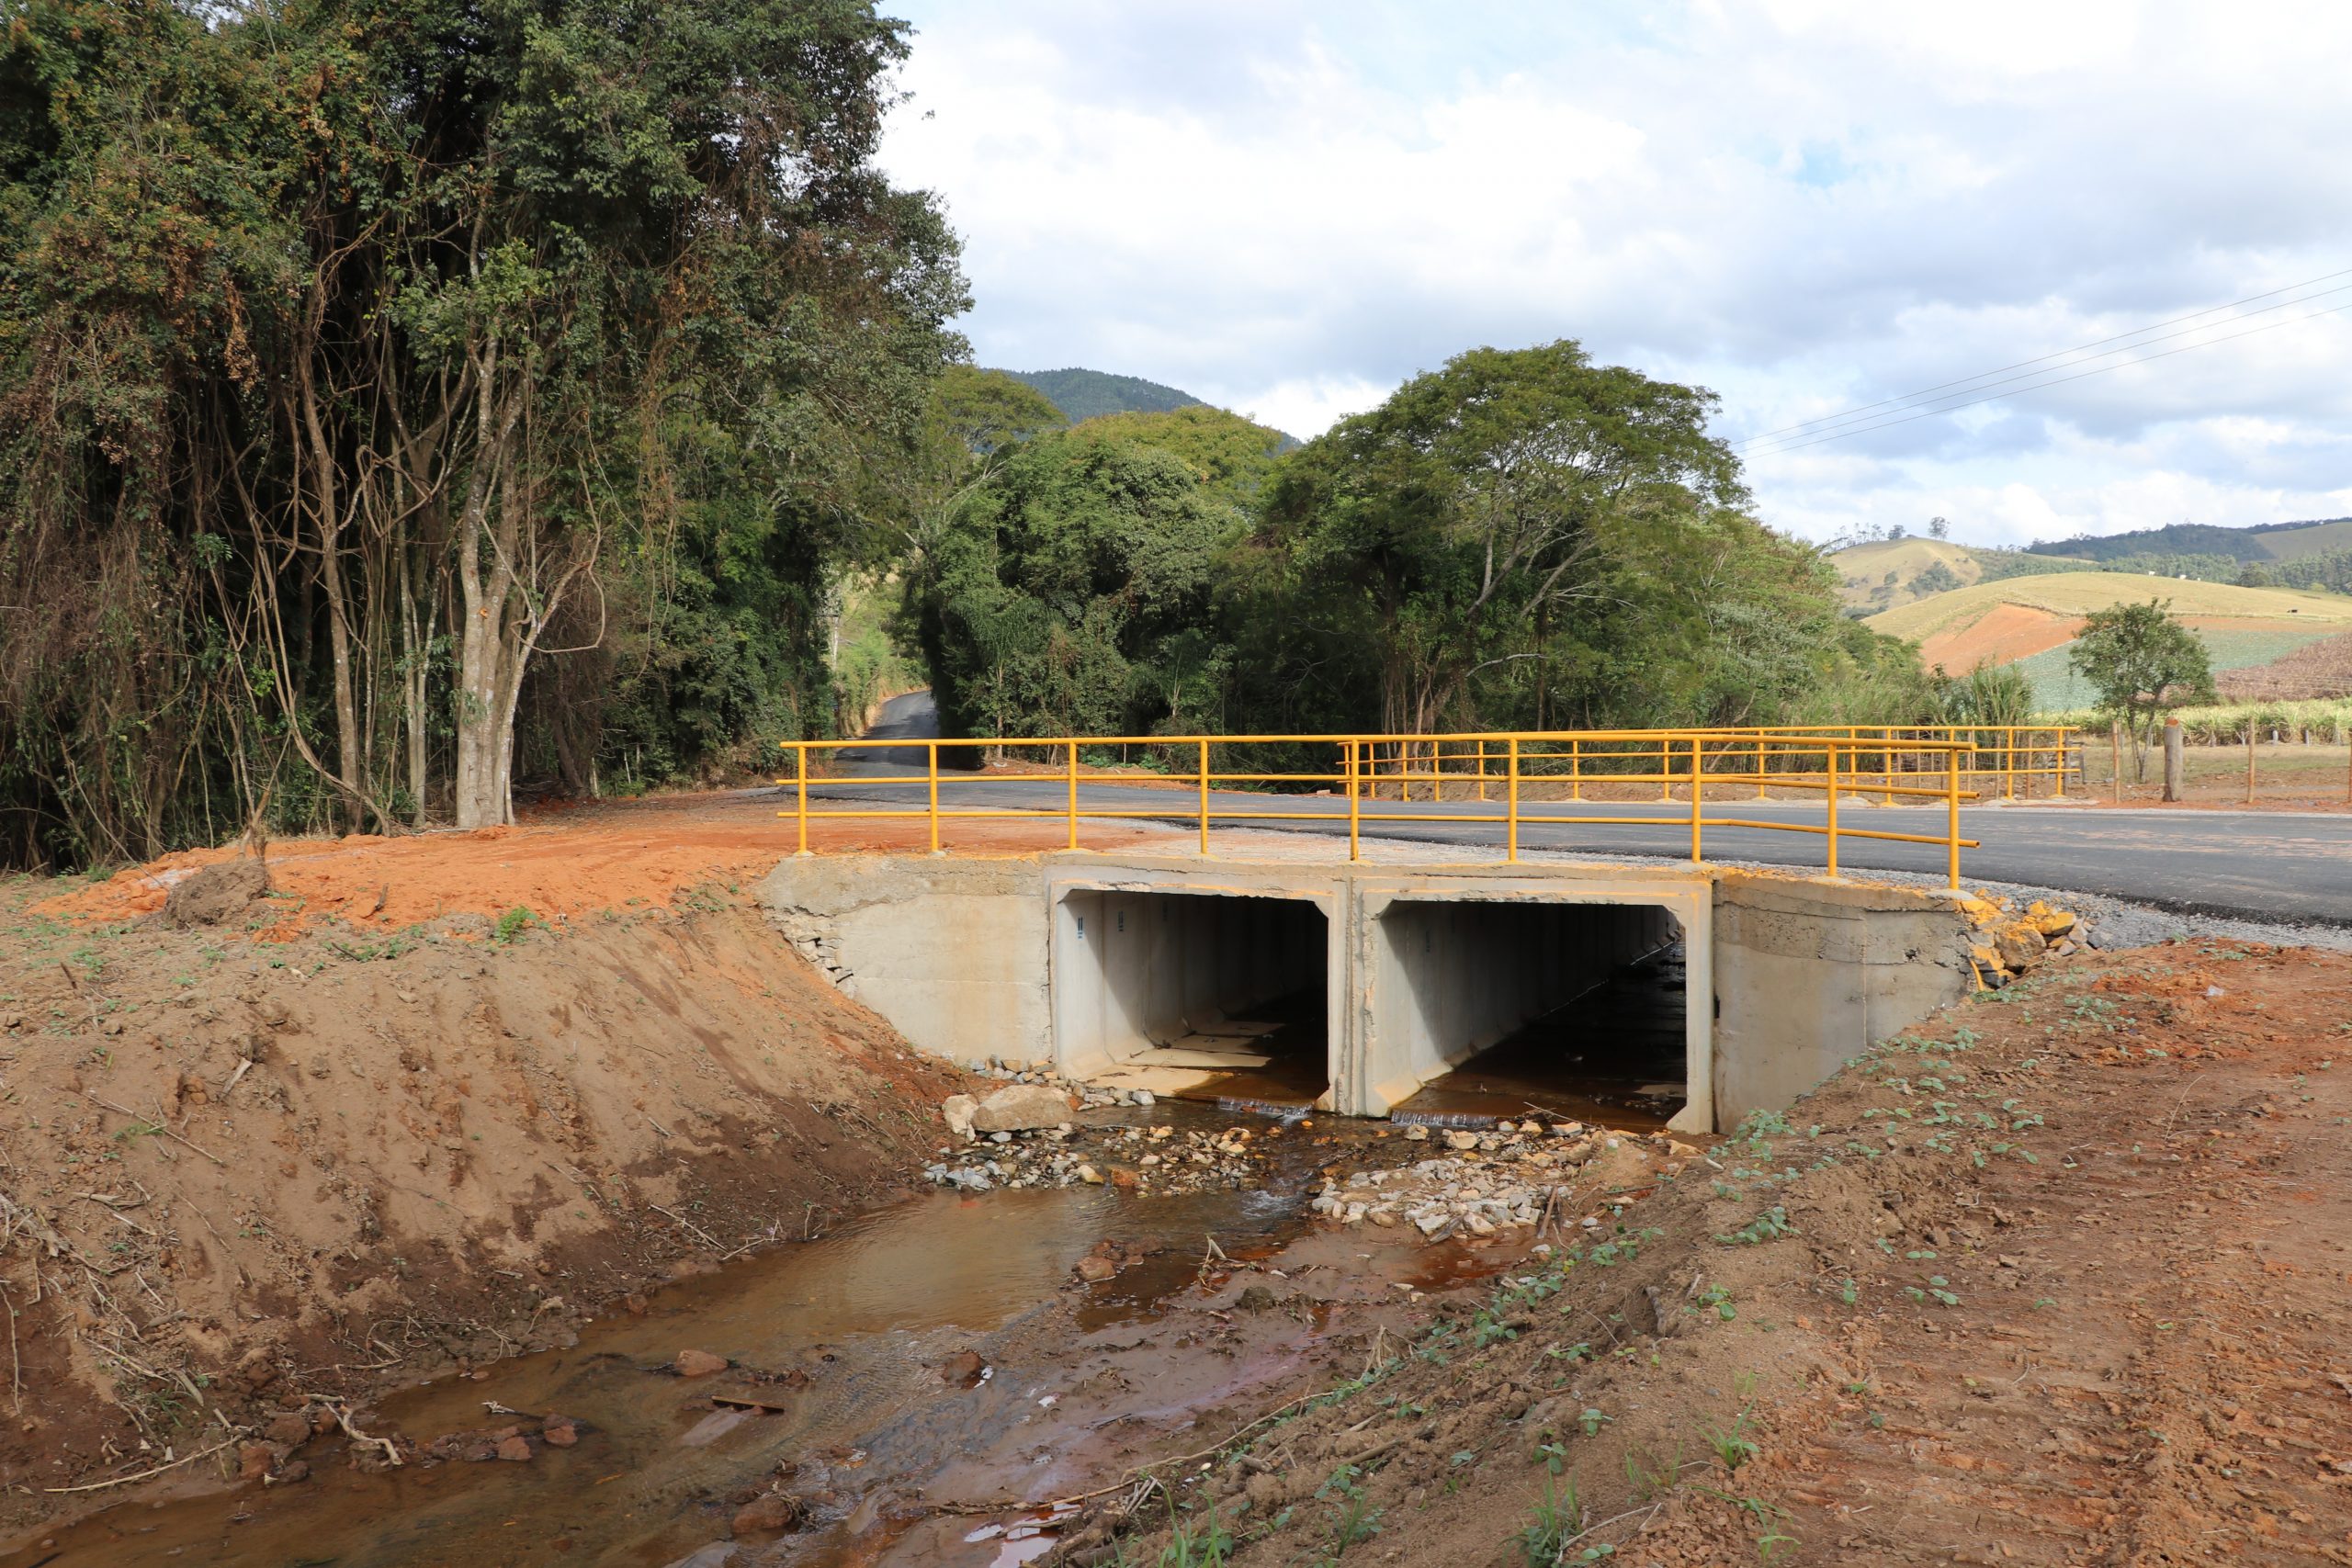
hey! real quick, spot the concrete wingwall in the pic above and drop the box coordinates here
[758,856,1053,1067]
[759,852,1978,1133]
[1707,871,1978,1127]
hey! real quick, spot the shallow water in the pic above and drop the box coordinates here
[9,1104,1381,1568]
[6,943,1684,1568]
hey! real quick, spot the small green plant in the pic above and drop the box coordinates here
[1714,1205,1794,1247]
[1578,1407,1611,1438]
[492,907,544,944]
[1519,1472,1583,1564]
[1704,1407,1760,1472]
[1157,1500,1233,1568]
[1315,1465,1382,1556]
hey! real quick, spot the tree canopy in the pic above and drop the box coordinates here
[0,0,965,864]
[2069,599,2217,774]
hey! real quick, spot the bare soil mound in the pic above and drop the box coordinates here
[0,883,964,1531]
[1089,941,2352,1567]
[159,853,270,928]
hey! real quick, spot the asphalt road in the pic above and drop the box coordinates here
[810,694,2350,926]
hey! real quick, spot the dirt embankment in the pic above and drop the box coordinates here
[1074,942,2352,1568]
[0,872,961,1531]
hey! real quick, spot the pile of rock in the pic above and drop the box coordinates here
[924,1096,1266,1197]
[1308,1121,1681,1241]
[1959,895,2086,987]
[958,1055,1159,1111]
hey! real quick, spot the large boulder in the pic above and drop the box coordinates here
[969,1084,1077,1134]
[940,1094,979,1141]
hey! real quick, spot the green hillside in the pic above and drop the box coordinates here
[999,367,1206,423]
[2027,515,2352,563]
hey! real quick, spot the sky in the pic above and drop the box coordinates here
[877,0,2352,550]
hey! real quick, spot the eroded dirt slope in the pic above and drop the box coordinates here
[1071,941,2352,1568]
[0,877,959,1529]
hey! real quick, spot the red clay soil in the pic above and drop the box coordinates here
[1087,942,2352,1567]
[32,792,1165,934]
[1918,604,2084,671]
[0,878,973,1538]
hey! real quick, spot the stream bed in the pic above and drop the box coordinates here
[12,1107,1487,1568]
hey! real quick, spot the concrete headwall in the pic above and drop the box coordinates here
[761,850,1978,1133]
[1708,872,1975,1126]
[758,856,1051,1066]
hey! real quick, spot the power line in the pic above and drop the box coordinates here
[1738,265,2352,448]
[1745,298,2352,459]
[1741,279,2352,453]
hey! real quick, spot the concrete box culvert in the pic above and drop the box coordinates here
[1345,878,1713,1133]
[764,852,1979,1134]
[1050,886,1338,1103]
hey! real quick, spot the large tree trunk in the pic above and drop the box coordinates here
[397,536,430,827]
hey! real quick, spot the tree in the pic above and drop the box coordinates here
[911,430,1242,741]
[0,0,965,862]
[1910,561,1963,596]
[1927,515,1951,540]
[1259,341,1744,736]
[1884,522,1909,541]
[2068,600,2216,777]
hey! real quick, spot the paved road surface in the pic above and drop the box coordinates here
[800,694,2349,925]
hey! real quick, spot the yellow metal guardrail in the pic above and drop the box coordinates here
[773,727,2072,887]
[1357,725,2076,805]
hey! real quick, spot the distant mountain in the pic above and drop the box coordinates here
[2027,516,2352,563]
[999,367,1206,423]
[994,367,1301,447]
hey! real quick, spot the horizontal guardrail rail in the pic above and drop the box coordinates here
[774,727,2050,887]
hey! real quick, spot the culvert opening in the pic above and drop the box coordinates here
[1059,890,1329,1108]
[1380,899,1687,1131]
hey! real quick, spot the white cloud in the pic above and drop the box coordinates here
[884,1,2352,543]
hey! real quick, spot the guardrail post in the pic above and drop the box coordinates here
[1825,742,1839,878]
[1066,739,1079,850]
[927,741,942,854]
[2052,728,2066,800]
[1569,738,1581,802]
[1198,738,1211,855]
[1347,741,1362,862]
[1946,745,1962,888]
[795,742,810,855]
[1689,737,1702,863]
[1476,739,1487,803]
[1507,738,1521,863]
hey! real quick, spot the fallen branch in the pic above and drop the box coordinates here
[304,1395,404,1468]
[75,1194,156,1236]
[1553,1501,1664,1562]
[0,1282,18,1414]
[41,1436,242,1495]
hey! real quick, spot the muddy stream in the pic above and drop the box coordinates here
[12,1107,1513,1568]
[13,949,1686,1568]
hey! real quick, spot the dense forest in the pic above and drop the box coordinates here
[0,0,965,868]
[910,344,1935,750]
[1,1,1942,874]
